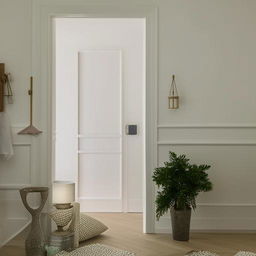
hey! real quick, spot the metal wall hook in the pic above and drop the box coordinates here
[0,64,14,111]
[3,73,13,104]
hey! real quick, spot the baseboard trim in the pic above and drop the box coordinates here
[155,228,256,234]
[0,219,31,248]
[155,217,256,234]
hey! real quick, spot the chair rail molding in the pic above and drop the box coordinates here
[157,124,256,129]
[157,141,256,146]
[0,184,32,191]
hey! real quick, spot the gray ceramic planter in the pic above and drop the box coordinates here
[170,208,191,241]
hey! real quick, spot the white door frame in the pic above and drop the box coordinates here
[32,0,158,233]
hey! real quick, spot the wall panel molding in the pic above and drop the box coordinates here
[158,124,256,129]
[157,141,256,146]
[157,125,256,146]
[79,197,121,200]
[155,204,256,233]
[197,203,256,207]
[155,216,256,233]
[78,151,122,154]
[0,127,33,185]
[0,126,34,246]
[0,184,32,191]
[78,134,122,139]
[157,135,256,231]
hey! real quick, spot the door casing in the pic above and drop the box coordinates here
[32,0,158,233]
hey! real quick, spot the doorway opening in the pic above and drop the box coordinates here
[53,18,146,216]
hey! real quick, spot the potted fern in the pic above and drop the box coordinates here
[152,151,212,241]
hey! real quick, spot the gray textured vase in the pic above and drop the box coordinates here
[170,208,191,241]
[20,187,49,256]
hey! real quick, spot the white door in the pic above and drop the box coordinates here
[54,18,145,213]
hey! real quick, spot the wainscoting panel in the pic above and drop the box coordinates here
[0,127,33,246]
[158,126,256,144]
[0,146,31,185]
[155,126,256,232]
[79,153,122,199]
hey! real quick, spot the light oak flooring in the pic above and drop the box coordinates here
[1,213,256,256]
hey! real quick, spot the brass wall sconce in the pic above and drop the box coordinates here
[168,75,179,109]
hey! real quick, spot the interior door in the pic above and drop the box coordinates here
[78,50,123,212]
[55,18,145,213]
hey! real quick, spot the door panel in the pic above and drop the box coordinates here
[78,50,122,212]
[78,50,122,135]
[55,18,145,213]
[79,154,121,198]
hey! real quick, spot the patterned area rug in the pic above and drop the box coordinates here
[186,251,256,256]
[56,244,135,256]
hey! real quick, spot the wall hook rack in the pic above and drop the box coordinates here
[0,63,13,112]
[0,64,4,112]
[18,76,42,135]
[3,73,13,103]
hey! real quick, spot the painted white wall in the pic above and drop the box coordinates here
[0,0,44,246]
[1,0,256,244]
[156,0,256,232]
[55,18,145,212]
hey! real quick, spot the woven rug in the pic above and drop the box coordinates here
[186,251,256,256]
[56,244,135,256]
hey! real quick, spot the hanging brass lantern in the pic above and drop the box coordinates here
[168,75,179,109]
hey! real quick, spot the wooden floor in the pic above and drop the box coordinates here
[1,213,256,256]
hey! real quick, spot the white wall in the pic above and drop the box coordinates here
[156,0,256,232]
[55,18,145,212]
[0,0,256,243]
[0,0,44,246]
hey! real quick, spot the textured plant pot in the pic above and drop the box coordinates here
[170,207,191,241]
